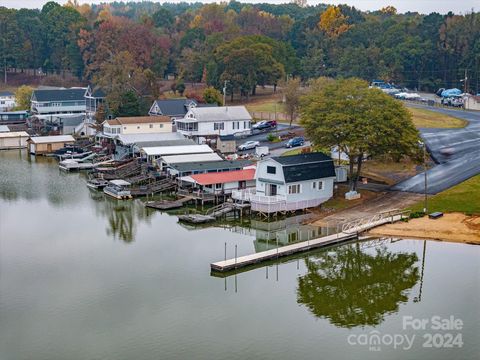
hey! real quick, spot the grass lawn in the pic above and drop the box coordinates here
[362,158,421,185]
[410,175,480,215]
[246,99,286,113]
[408,107,468,128]
[281,148,304,156]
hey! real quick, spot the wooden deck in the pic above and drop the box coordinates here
[211,213,407,272]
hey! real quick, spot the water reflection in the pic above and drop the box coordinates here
[296,242,419,328]
[89,191,153,243]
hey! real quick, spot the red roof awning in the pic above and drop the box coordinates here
[190,169,255,186]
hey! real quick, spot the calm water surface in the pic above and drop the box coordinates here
[0,150,479,360]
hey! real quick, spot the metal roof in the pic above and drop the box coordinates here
[32,88,87,102]
[0,91,14,97]
[134,139,196,148]
[141,144,213,156]
[28,135,75,144]
[115,132,184,145]
[170,159,253,172]
[109,179,131,186]
[162,153,223,164]
[105,116,170,126]
[189,168,256,186]
[0,131,29,138]
[184,106,252,122]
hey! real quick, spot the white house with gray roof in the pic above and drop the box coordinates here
[30,88,87,120]
[232,152,336,213]
[175,106,252,139]
[0,91,16,111]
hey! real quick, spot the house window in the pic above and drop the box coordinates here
[312,181,323,190]
[123,127,127,130]
[149,124,153,128]
[312,181,316,189]
[160,124,163,128]
[318,181,324,190]
[267,166,276,174]
[288,184,301,194]
[214,122,224,130]
[137,126,140,129]
[215,183,222,189]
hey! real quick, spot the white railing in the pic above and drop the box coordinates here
[342,209,411,234]
[232,188,285,204]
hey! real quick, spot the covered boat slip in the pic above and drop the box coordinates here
[140,144,214,163]
[27,135,75,155]
[0,131,30,149]
[158,152,223,170]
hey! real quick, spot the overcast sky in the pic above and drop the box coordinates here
[1,0,476,15]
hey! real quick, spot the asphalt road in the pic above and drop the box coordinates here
[393,104,480,194]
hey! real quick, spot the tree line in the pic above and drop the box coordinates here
[1,0,479,101]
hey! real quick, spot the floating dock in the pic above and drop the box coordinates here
[145,196,193,210]
[211,211,408,272]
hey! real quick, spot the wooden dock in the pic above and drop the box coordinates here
[145,196,193,210]
[211,212,408,272]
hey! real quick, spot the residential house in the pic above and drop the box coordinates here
[0,91,16,111]
[27,135,75,155]
[102,116,172,137]
[175,106,252,140]
[84,86,106,134]
[232,152,336,214]
[148,99,198,120]
[180,168,256,195]
[30,88,87,120]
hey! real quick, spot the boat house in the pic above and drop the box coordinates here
[0,131,30,149]
[232,152,336,214]
[168,159,253,177]
[180,168,256,195]
[140,144,215,163]
[27,135,75,155]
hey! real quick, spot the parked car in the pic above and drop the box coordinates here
[238,140,260,151]
[285,137,305,148]
[253,120,277,131]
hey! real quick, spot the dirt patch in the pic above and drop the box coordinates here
[369,213,480,244]
[312,191,423,226]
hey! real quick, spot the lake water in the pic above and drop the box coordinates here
[0,150,479,360]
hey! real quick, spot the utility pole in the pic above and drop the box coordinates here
[463,69,468,94]
[222,80,227,107]
[3,38,6,84]
[423,142,428,214]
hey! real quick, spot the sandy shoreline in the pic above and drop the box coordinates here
[369,213,480,244]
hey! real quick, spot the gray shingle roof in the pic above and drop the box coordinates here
[170,159,253,173]
[32,88,86,102]
[272,152,335,183]
[152,99,197,116]
[0,91,14,97]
